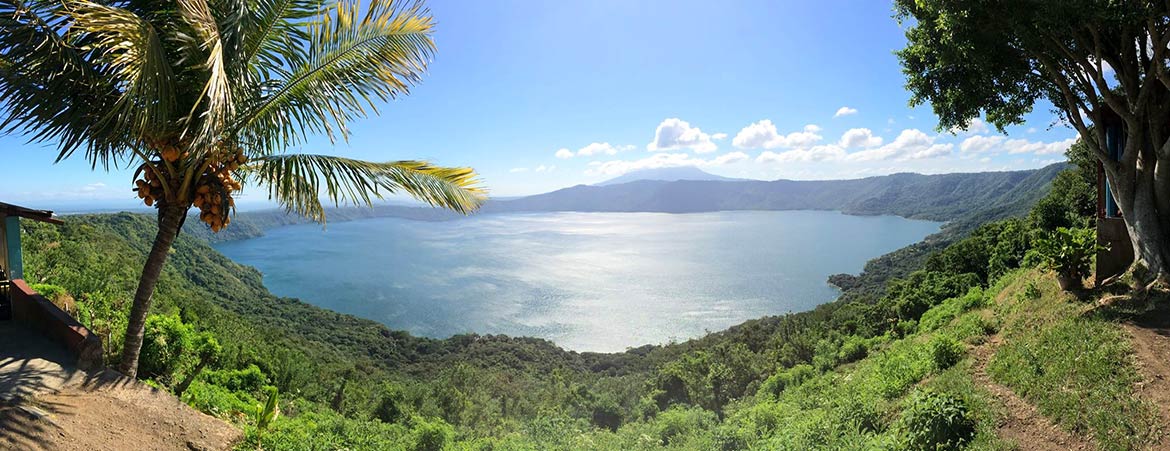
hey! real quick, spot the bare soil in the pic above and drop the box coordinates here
[1123,305,1170,451]
[0,370,241,451]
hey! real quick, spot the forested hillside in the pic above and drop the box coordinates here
[20,153,1146,450]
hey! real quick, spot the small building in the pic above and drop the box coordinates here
[1094,113,1136,284]
[0,201,102,370]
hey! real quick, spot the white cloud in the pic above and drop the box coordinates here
[711,151,749,165]
[535,164,555,173]
[1005,137,1076,155]
[752,129,949,164]
[951,118,990,135]
[509,167,529,173]
[834,106,858,118]
[647,118,719,153]
[732,120,823,149]
[554,143,634,159]
[80,182,107,192]
[712,133,728,140]
[843,129,952,162]
[586,151,749,176]
[960,135,1075,156]
[757,145,847,163]
[960,135,1005,154]
[839,128,883,148]
[577,142,624,157]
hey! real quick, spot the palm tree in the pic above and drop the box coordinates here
[0,0,485,377]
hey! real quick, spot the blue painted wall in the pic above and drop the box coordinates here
[4,215,21,280]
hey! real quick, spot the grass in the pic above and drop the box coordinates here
[987,270,1162,450]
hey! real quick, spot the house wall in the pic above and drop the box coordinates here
[3,215,19,279]
[1096,217,1134,284]
[0,214,8,278]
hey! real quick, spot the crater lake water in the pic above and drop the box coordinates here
[213,210,941,352]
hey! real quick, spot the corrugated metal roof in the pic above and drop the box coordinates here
[0,202,63,225]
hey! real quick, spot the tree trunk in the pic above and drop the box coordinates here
[1107,153,1170,287]
[117,205,187,377]
[174,356,211,397]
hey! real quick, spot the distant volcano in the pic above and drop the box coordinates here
[596,166,749,186]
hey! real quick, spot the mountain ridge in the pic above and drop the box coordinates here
[595,166,747,186]
[179,163,1066,243]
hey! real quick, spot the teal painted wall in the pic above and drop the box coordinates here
[5,215,20,280]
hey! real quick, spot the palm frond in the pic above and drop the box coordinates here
[177,0,235,151]
[0,0,130,167]
[231,0,435,151]
[67,0,176,144]
[237,0,320,77]
[243,154,486,222]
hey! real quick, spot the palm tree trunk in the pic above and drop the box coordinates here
[174,356,211,397]
[117,204,186,377]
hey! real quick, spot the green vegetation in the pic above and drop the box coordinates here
[0,0,486,377]
[17,144,1165,449]
[896,0,1170,285]
[987,271,1161,450]
[1033,227,1101,290]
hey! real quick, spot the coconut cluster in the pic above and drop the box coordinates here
[133,146,248,233]
[193,151,247,232]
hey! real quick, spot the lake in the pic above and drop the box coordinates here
[213,210,941,352]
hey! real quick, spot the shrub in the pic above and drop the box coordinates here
[929,336,965,371]
[376,383,409,424]
[139,314,194,382]
[872,348,929,399]
[1033,227,1101,290]
[837,335,869,364]
[920,288,986,332]
[654,406,718,446]
[898,390,976,451]
[202,364,268,394]
[759,364,816,398]
[409,416,454,451]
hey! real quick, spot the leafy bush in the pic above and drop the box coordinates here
[409,416,454,451]
[202,364,268,393]
[929,336,964,371]
[919,288,986,332]
[181,380,256,418]
[882,271,983,321]
[759,364,815,398]
[139,314,194,382]
[1033,227,1101,288]
[897,390,975,451]
[653,406,718,446]
[837,335,869,364]
[376,383,409,424]
[869,343,931,399]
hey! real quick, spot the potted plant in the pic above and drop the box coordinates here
[1033,227,1103,290]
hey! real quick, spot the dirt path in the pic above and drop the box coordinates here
[0,322,240,450]
[1123,315,1170,451]
[0,370,241,451]
[970,336,1096,451]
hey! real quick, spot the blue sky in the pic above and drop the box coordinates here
[0,0,1075,209]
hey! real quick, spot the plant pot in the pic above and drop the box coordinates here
[1056,274,1083,291]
